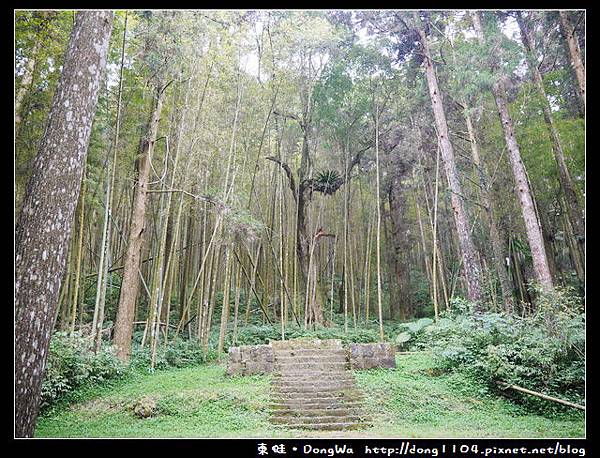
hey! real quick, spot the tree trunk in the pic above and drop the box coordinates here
[471,12,554,291]
[15,11,113,438]
[387,178,411,320]
[492,83,554,292]
[113,84,166,362]
[374,104,384,341]
[464,110,515,312]
[15,39,41,127]
[414,13,484,306]
[517,13,585,261]
[559,11,585,111]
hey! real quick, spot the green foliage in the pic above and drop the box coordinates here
[394,317,435,349]
[412,289,585,411]
[314,169,342,194]
[41,332,126,411]
[42,331,222,412]
[130,339,219,372]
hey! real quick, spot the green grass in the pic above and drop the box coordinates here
[35,353,584,438]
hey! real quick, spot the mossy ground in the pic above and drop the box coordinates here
[35,353,584,438]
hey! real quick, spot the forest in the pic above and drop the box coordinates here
[14,10,585,439]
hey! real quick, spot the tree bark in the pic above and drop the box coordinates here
[414,13,484,306]
[15,11,113,437]
[113,84,166,362]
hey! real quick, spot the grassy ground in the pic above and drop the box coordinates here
[35,353,584,438]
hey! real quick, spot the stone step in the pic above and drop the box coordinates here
[272,380,356,389]
[272,373,355,381]
[271,414,365,424]
[273,373,350,380]
[273,392,363,402]
[272,389,362,398]
[273,421,370,431]
[270,407,365,417]
[272,349,348,358]
[271,379,356,391]
[271,387,357,398]
[274,368,350,375]
[273,360,349,372]
[270,404,363,413]
[270,396,362,404]
[274,355,348,364]
[268,340,368,432]
[270,339,343,350]
[272,379,357,387]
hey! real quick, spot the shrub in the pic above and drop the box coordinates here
[130,338,218,371]
[394,317,435,349]
[412,288,585,411]
[41,332,126,410]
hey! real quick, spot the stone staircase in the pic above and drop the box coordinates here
[269,339,370,431]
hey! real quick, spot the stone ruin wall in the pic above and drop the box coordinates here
[347,342,396,369]
[226,344,274,376]
[226,341,396,376]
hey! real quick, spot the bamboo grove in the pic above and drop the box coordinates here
[15,11,585,435]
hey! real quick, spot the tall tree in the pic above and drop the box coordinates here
[413,11,484,306]
[15,11,114,437]
[112,82,168,362]
[472,12,554,291]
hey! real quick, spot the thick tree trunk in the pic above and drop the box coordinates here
[415,15,484,306]
[559,11,585,111]
[517,13,585,261]
[14,11,113,438]
[113,85,166,362]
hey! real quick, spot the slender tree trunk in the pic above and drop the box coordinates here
[70,171,86,336]
[374,103,384,342]
[217,247,232,353]
[15,11,113,437]
[415,13,484,306]
[431,142,441,320]
[113,83,167,362]
[232,262,242,345]
[91,171,111,350]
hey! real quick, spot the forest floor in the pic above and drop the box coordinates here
[35,353,584,438]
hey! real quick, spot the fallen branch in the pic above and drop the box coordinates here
[497,381,585,411]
